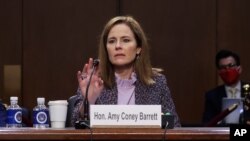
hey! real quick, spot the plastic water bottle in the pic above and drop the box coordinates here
[6,96,22,128]
[33,97,49,128]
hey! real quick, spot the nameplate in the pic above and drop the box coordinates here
[90,105,161,128]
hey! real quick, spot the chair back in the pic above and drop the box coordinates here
[66,95,78,127]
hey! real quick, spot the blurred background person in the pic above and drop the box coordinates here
[202,49,245,126]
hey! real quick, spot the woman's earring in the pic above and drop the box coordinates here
[136,54,140,60]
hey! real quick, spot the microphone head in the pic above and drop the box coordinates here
[93,59,100,67]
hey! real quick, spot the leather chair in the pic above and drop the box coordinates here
[0,100,6,127]
[66,95,78,127]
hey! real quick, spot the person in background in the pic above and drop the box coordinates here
[71,15,181,127]
[202,49,245,126]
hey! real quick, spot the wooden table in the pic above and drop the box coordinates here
[0,127,229,140]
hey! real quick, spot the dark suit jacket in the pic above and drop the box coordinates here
[202,81,246,126]
[202,85,226,125]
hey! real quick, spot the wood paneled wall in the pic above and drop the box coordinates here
[0,0,22,102]
[1,0,250,125]
[21,0,117,115]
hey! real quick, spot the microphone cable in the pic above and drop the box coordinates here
[162,121,169,141]
[78,59,99,141]
[80,122,93,141]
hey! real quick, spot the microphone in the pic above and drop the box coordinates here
[205,103,238,127]
[75,59,99,129]
[83,59,99,120]
[92,59,100,67]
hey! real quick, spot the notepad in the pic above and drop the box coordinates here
[221,98,243,124]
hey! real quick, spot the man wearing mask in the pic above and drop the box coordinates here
[202,49,244,126]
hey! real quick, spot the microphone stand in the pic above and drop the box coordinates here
[75,59,99,129]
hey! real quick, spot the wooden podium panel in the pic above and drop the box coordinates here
[0,127,229,140]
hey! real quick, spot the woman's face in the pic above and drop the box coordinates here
[106,23,141,69]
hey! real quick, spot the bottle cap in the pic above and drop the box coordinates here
[37,97,45,103]
[10,96,18,101]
